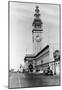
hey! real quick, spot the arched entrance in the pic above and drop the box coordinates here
[28,63,33,72]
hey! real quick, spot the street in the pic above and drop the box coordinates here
[9,72,60,88]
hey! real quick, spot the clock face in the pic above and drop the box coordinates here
[35,35,41,42]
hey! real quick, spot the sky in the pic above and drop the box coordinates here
[9,2,60,70]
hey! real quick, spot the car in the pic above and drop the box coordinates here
[33,70,43,74]
[44,69,53,76]
[37,70,43,74]
[36,69,40,72]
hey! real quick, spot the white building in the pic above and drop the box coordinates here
[24,6,60,75]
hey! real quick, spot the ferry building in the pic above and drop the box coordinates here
[24,6,60,75]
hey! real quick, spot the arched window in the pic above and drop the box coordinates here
[53,50,60,61]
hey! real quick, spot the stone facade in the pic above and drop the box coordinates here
[24,6,60,75]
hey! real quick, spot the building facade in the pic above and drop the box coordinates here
[24,45,49,71]
[24,6,60,75]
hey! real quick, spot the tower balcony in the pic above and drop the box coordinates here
[32,28,43,33]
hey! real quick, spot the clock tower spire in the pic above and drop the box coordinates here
[32,6,43,54]
[32,5,43,28]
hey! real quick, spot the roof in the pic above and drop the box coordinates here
[35,45,49,57]
[24,54,35,62]
[32,29,43,33]
[24,45,49,62]
[25,54,35,58]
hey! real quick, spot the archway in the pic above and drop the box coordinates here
[28,63,33,72]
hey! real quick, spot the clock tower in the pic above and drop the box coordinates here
[32,6,43,54]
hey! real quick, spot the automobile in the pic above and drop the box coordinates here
[39,70,44,74]
[33,69,43,74]
[36,70,43,74]
[44,69,53,76]
[36,69,40,72]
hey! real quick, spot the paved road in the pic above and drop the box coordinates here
[9,72,60,88]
